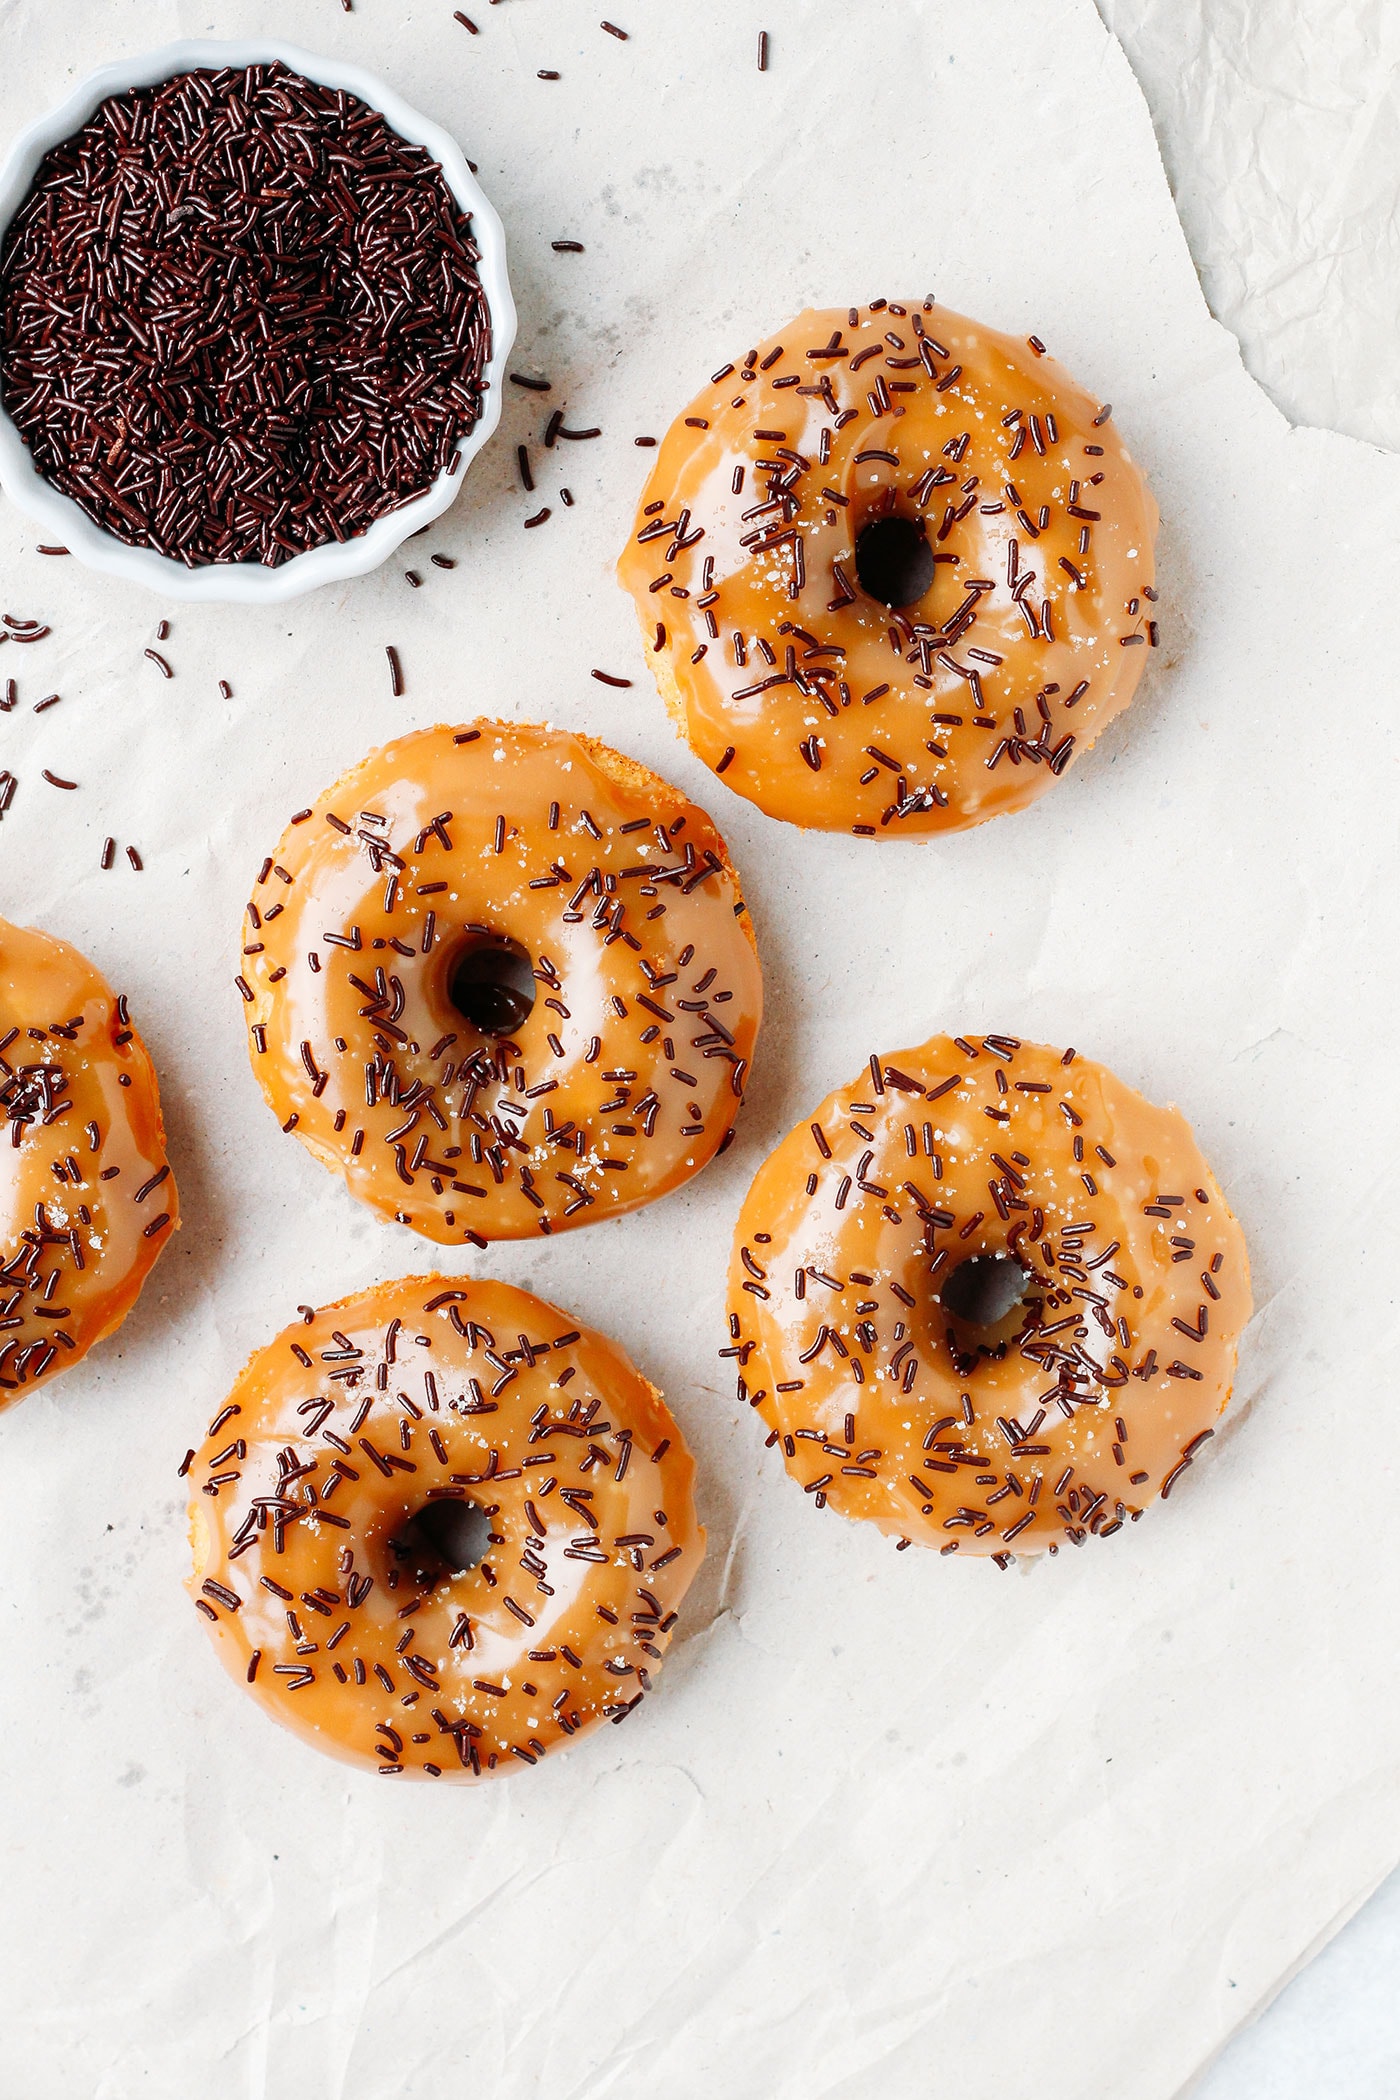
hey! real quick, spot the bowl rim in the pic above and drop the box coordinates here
[0,37,517,604]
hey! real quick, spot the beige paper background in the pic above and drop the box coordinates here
[0,2,1395,2095]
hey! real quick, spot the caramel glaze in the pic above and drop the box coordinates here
[187,1275,705,1779]
[726,1035,1250,1556]
[0,916,176,1405]
[241,721,762,1245]
[618,301,1159,835]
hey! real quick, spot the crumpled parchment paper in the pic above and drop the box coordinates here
[1096,0,1400,455]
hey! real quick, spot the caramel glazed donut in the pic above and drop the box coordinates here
[617,300,1159,835]
[0,916,176,1403]
[239,721,762,1244]
[186,1276,704,1779]
[726,1035,1250,1558]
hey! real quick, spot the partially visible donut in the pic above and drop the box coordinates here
[0,915,177,1404]
[240,720,763,1244]
[186,1275,705,1779]
[617,300,1159,835]
[726,1034,1250,1557]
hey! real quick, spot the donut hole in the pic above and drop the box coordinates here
[447,934,536,1037]
[394,1497,491,1587]
[937,1255,1035,1362]
[854,515,936,608]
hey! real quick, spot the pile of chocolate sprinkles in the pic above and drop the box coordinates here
[0,63,492,568]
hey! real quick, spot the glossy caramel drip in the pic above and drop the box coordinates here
[0,916,176,1404]
[187,1275,705,1779]
[241,720,763,1244]
[727,1035,1250,1555]
[618,302,1159,835]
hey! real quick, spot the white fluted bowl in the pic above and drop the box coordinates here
[0,38,516,604]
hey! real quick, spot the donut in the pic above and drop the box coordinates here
[617,300,1159,836]
[0,915,177,1403]
[726,1034,1249,1557]
[185,1274,704,1779]
[240,720,762,1245]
